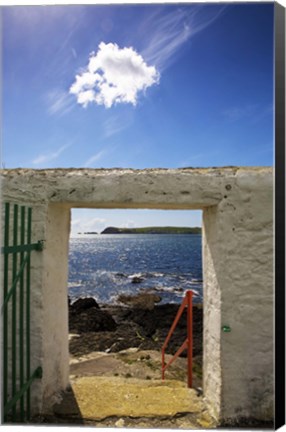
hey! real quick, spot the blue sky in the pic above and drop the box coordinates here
[2,3,274,233]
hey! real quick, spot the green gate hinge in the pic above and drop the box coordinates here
[1,240,45,254]
[34,366,43,379]
[35,240,45,251]
[222,325,231,333]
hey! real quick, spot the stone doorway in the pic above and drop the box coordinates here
[65,208,204,426]
[1,167,273,424]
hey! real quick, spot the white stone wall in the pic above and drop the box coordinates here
[1,167,273,422]
[202,204,222,420]
[41,204,70,408]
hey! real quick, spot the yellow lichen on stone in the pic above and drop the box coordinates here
[197,410,217,428]
[70,376,202,420]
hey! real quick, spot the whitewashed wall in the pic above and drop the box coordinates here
[1,167,273,423]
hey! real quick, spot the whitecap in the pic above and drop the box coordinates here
[128,273,144,279]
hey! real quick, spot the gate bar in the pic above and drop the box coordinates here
[187,290,193,388]
[2,242,44,254]
[26,207,32,419]
[2,203,43,422]
[4,367,43,417]
[2,256,29,311]
[12,204,18,419]
[19,206,25,420]
[3,202,10,411]
[162,290,193,387]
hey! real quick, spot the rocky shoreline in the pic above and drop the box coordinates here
[69,295,203,375]
[53,294,205,427]
[34,295,273,429]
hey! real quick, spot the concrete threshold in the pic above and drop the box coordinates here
[53,376,203,421]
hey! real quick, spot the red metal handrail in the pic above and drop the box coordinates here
[162,290,193,388]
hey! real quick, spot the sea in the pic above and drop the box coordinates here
[68,234,203,305]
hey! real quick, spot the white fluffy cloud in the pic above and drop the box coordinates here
[70,42,159,108]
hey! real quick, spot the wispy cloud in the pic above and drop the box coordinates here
[42,9,86,80]
[119,219,136,229]
[32,143,71,165]
[71,47,77,59]
[46,89,74,116]
[68,6,226,111]
[70,42,159,109]
[72,217,107,234]
[9,7,86,81]
[141,5,227,72]
[103,114,132,139]
[84,150,106,167]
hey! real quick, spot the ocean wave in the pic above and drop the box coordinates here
[68,282,82,288]
[140,286,200,296]
[68,235,203,305]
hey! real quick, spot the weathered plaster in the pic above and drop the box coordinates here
[1,167,273,422]
[41,204,70,407]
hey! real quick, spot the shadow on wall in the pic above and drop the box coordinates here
[33,388,84,425]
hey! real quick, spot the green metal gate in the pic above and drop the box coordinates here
[2,203,43,423]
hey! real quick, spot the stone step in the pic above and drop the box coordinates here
[54,376,203,421]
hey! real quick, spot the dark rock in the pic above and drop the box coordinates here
[69,302,203,362]
[117,293,161,310]
[126,304,202,356]
[69,308,117,334]
[115,273,127,278]
[127,304,184,331]
[174,287,184,293]
[69,322,143,356]
[131,276,144,284]
[71,297,100,312]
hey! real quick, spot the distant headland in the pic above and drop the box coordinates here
[99,226,202,234]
